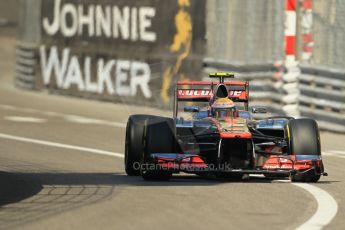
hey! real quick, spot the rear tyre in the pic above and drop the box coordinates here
[125,115,156,176]
[287,118,321,182]
[290,173,320,183]
[141,117,176,181]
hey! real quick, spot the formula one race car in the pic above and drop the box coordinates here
[124,72,327,182]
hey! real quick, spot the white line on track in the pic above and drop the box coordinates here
[0,104,126,128]
[275,180,338,230]
[0,132,338,229]
[327,150,345,154]
[294,183,338,230]
[322,151,345,159]
[4,116,46,123]
[0,133,124,158]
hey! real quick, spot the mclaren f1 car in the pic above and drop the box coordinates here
[124,72,327,182]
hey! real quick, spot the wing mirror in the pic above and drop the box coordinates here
[252,107,267,114]
[184,106,200,113]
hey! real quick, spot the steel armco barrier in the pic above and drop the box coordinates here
[15,42,37,90]
[299,65,345,133]
[204,59,345,133]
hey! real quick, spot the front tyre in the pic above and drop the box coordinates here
[141,117,176,181]
[287,118,322,182]
[125,115,156,176]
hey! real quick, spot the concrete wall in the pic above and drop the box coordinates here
[206,0,285,63]
[16,0,206,108]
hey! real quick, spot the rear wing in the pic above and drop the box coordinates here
[173,80,249,118]
[176,81,249,102]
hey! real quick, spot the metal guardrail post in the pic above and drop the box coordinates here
[283,0,300,117]
[15,42,38,89]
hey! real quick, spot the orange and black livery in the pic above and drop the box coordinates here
[125,72,327,182]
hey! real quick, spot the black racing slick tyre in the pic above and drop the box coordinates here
[287,118,321,182]
[141,117,176,181]
[290,171,321,183]
[125,115,156,176]
[287,118,321,156]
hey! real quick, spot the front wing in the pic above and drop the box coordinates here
[145,153,326,177]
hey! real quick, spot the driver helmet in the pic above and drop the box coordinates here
[211,98,236,118]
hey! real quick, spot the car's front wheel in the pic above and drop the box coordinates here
[287,118,322,182]
[141,117,176,181]
[125,115,156,176]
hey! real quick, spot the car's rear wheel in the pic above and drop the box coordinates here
[290,171,321,183]
[287,118,321,182]
[141,117,176,181]
[125,115,156,176]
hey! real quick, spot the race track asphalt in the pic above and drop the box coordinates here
[0,36,344,230]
